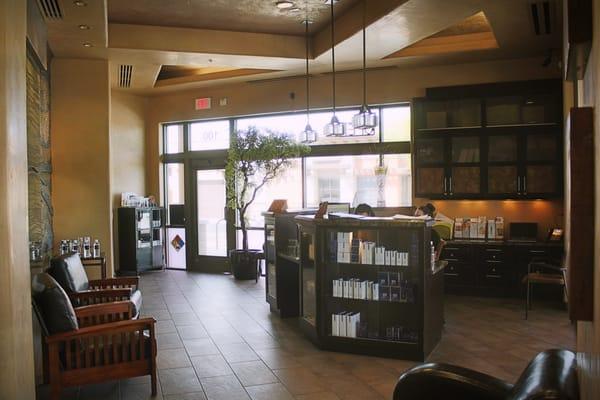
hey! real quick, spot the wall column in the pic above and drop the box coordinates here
[51,59,113,277]
[0,0,36,398]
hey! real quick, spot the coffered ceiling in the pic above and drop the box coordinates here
[40,0,562,94]
[107,0,361,35]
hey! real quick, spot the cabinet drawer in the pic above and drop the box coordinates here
[441,246,469,262]
[444,262,475,286]
[482,247,506,262]
[479,264,512,287]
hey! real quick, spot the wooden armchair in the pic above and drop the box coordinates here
[32,274,156,400]
[49,253,142,316]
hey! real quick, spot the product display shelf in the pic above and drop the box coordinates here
[295,215,444,361]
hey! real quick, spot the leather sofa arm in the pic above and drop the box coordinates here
[393,363,512,400]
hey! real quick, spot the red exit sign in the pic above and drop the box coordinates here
[195,97,212,110]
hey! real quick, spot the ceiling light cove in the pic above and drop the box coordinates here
[276,1,295,9]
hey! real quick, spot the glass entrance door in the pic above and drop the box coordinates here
[189,166,231,271]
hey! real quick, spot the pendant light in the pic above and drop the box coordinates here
[324,0,346,137]
[352,0,377,135]
[300,19,317,143]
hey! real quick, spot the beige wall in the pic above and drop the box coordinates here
[110,90,147,271]
[0,0,36,398]
[51,58,113,278]
[576,0,600,397]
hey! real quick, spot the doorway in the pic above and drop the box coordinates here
[187,160,233,272]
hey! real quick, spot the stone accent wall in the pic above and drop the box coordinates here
[26,51,53,262]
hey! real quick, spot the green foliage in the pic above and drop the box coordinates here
[226,126,310,250]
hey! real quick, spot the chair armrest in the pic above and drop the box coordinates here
[46,317,156,344]
[75,301,134,327]
[69,288,133,305]
[393,363,512,400]
[88,277,139,289]
[510,349,578,400]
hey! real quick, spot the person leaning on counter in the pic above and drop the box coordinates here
[415,203,446,261]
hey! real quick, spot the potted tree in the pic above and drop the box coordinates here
[226,126,310,280]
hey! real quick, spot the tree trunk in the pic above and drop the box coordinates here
[239,209,248,251]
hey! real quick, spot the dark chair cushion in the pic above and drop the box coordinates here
[49,253,90,293]
[31,273,79,335]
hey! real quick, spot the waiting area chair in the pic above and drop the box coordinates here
[32,273,157,400]
[522,257,567,319]
[49,253,143,317]
[393,349,578,400]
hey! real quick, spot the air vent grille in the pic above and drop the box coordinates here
[36,0,63,20]
[529,0,555,35]
[119,65,133,88]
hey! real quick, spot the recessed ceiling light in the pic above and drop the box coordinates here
[78,24,90,30]
[82,42,93,47]
[289,7,301,13]
[276,1,294,9]
[73,0,87,6]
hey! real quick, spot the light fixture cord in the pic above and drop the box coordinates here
[330,0,336,115]
[305,18,310,125]
[362,0,367,107]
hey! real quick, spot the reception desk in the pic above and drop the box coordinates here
[277,214,444,361]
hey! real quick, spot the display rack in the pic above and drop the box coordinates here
[296,215,444,361]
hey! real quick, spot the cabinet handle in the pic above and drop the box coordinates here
[443,177,447,195]
[517,176,521,193]
[486,274,502,279]
[486,260,502,264]
[449,177,453,195]
[445,273,460,277]
[529,250,545,254]
[485,249,502,252]
[444,258,459,262]
[523,176,527,194]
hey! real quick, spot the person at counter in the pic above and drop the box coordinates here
[354,203,375,217]
[415,203,446,261]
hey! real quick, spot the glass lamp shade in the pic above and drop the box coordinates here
[352,105,378,131]
[300,123,317,143]
[324,115,347,137]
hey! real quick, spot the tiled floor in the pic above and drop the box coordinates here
[39,270,575,400]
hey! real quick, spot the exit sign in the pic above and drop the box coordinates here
[195,97,212,110]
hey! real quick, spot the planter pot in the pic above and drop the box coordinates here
[229,249,261,280]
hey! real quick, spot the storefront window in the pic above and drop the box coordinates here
[164,124,184,154]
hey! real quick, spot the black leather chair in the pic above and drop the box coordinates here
[49,253,142,317]
[393,349,578,400]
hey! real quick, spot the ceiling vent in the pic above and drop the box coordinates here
[119,65,133,88]
[36,0,63,20]
[529,0,556,35]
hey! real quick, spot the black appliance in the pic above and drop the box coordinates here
[169,204,185,226]
[509,222,538,242]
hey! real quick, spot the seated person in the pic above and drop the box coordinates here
[354,203,375,217]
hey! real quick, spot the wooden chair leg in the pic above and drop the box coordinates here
[151,370,157,396]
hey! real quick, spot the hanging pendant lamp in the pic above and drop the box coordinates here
[324,0,346,137]
[352,0,377,135]
[300,19,317,143]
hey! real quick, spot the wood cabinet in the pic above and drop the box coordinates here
[413,80,563,200]
[440,241,563,297]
